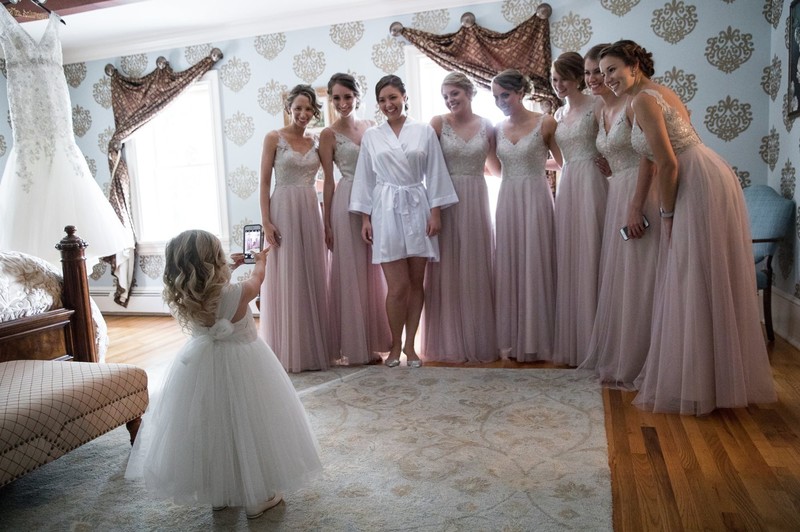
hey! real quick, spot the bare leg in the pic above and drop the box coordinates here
[402,257,427,363]
[381,260,410,364]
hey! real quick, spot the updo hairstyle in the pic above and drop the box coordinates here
[491,69,532,95]
[327,72,362,108]
[441,72,476,98]
[598,40,655,78]
[552,51,586,91]
[375,75,409,111]
[285,84,322,121]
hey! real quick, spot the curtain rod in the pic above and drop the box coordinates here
[4,0,66,25]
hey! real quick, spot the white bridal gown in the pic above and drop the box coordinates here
[0,10,131,263]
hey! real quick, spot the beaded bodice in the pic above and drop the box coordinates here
[555,106,600,163]
[439,117,490,178]
[597,113,640,173]
[0,11,84,192]
[332,131,359,182]
[274,134,320,187]
[496,119,547,180]
[631,89,701,159]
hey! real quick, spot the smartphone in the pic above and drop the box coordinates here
[243,224,264,263]
[620,215,650,241]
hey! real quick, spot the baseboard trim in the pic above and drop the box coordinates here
[91,287,169,315]
[769,287,800,350]
[90,287,260,316]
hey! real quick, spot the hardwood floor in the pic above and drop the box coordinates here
[104,315,800,531]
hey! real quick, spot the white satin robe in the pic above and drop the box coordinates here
[349,119,458,264]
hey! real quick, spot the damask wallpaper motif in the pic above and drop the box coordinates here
[0,0,793,293]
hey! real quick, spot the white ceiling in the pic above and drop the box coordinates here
[17,0,497,64]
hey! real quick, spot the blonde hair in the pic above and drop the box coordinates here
[442,72,476,98]
[162,229,231,331]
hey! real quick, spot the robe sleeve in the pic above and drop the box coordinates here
[349,131,376,215]
[423,125,458,209]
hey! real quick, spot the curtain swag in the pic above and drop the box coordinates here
[393,5,556,106]
[103,48,223,307]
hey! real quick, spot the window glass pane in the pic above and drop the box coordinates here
[128,75,226,249]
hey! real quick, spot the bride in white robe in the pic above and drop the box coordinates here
[350,75,457,368]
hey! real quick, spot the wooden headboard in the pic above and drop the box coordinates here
[0,226,98,363]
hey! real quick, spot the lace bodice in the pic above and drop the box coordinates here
[597,113,640,173]
[631,89,701,159]
[332,131,359,182]
[273,134,320,187]
[439,117,490,178]
[496,119,547,180]
[555,107,600,163]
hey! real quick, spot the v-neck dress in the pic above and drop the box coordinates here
[0,9,131,264]
[580,111,660,387]
[259,134,332,373]
[494,119,556,361]
[552,105,609,367]
[328,131,391,364]
[630,89,776,415]
[422,117,498,363]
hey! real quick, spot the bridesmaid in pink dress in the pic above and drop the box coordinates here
[259,84,331,373]
[600,40,776,415]
[490,69,562,361]
[551,52,609,367]
[422,72,498,363]
[319,73,391,365]
[580,44,660,388]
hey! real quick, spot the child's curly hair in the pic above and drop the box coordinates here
[162,229,230,331]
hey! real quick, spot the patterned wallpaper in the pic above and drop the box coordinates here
[0,0,793,294]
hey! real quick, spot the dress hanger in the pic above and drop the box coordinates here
[3,0,66,25]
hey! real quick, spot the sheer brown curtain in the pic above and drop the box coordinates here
[395,7,556,106]
[103,48,223,306]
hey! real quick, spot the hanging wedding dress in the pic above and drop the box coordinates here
[0,9,131,264]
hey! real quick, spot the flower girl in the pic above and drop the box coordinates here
[126,229,322,518]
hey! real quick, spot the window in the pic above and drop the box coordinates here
[127,71,228,254]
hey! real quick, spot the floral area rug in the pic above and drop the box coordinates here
[0,367,611,531]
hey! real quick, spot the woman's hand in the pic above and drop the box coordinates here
[594,155,612,177]
[264,222,281,248]
[361,217,373,245]
[324,223,334,251]
[426,208,441,237]
[625,205,646,239]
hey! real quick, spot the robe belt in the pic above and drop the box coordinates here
[380,181,427,255]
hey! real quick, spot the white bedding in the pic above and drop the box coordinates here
[0,250,108,361]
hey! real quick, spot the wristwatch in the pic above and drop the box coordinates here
[659,207,674,218]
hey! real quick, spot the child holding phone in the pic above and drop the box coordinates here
[126,229,322,519]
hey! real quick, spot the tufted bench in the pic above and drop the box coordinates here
[0,360,148,487]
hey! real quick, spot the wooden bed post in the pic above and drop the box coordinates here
[56,226,98,363]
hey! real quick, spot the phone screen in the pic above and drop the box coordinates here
[243,224,263,263]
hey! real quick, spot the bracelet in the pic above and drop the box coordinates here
[659,207,674,218]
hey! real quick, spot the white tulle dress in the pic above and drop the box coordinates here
[630,89,776,415]
[126,283,322,507]
[0,10,131,264]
